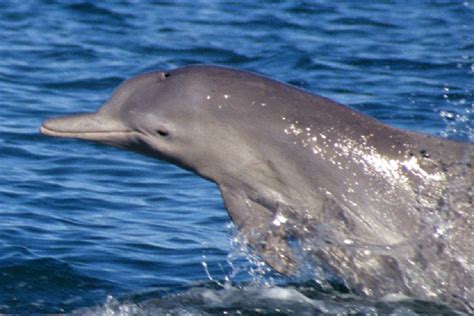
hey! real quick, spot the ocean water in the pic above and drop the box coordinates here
[0,1,473,314]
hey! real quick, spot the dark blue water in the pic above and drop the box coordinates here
[1,1,472,314]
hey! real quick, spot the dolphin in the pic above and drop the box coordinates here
[40,65,473,312]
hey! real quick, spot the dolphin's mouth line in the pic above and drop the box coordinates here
[40,125,138,138]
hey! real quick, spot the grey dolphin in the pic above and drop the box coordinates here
[40,65,473,312]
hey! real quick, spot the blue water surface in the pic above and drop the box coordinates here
[0,1,472,314]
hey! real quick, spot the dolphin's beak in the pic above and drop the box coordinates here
[40,112,133,142]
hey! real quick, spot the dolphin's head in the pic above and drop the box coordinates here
[41,66,259,181]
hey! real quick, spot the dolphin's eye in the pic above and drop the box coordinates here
[160,72,171,80]
[156,129,169,137]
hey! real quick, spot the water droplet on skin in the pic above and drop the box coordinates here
[272,214,287,227]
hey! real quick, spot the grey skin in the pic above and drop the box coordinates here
[41,65,473,312]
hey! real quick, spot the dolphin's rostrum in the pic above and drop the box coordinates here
[41,65,473,312]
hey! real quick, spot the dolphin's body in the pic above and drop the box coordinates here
[41,65,473,312]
